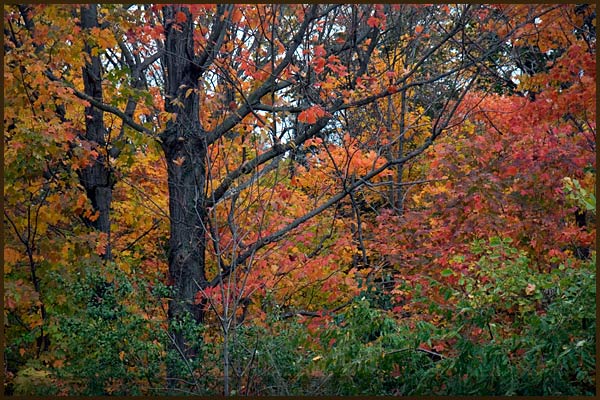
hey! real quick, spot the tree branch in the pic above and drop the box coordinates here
[194,4,235,75]
[206,5,321,145]
[45,71,156,137]
[279,300,352,319]
[206,116,329,207]
[209,73,481,287]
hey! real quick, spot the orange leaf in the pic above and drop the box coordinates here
[95,233,108,256]
[75,193,87,213]
[4,247,21,265]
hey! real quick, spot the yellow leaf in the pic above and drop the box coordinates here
[56,294,67,305]
[525,283,536,296]
[121,263,131,274]
[172,156,185,166]
[170,98,184,108]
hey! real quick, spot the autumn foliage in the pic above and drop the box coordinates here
[3,3,596,396]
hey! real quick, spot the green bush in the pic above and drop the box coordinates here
[13,262,166,395]
[427,242,596,395]
[10,241,594,395]
[228,242,595,396]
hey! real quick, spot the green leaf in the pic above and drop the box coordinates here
[489,237,502,247]
[440,269,454,277]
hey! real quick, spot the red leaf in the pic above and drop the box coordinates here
[367,16,379,28]
[194,291,203,304]
[298,109,317,124]
[505,165,518,176]
[298,105,328,124]
[311,56,326,74]
[175,11,187,24]
[313,45,326,57]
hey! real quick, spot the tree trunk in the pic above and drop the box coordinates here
[79,4,113,259]
[160,5,208,387]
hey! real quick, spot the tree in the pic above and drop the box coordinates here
[361,3,595,328]
[5,3,592,395]
[152,4,498,390]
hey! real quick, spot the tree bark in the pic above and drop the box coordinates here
[79,4,113,259]
[159,5,209,386]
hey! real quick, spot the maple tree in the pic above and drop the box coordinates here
[375,3,596,305]
[3,3,595,396]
